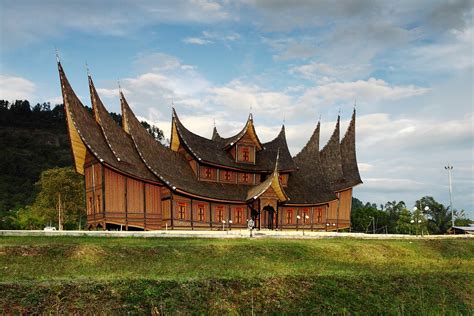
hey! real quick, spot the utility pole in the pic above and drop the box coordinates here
[445,164,454,227]
[58,192,62,231]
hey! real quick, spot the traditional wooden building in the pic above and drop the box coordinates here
[58,61,362,231]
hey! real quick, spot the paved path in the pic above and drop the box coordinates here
[0,230,472,239]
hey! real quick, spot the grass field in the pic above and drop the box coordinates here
[1,236,473,314]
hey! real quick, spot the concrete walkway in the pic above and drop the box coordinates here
[0,229,472,239]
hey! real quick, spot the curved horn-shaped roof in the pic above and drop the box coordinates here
[340,109,362,188]
[58,62,118,175]
[246,150,289,202]
[88,75,158,181]
[287,121,337,204]
[121,94,252,202]
[319,116,346,191]
[224,113,263,150]
[211,126,222,141]
[170,110,296,172]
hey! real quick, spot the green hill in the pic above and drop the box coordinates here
[1,236,472,314]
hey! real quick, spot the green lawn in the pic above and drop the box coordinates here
[1,236,473,314]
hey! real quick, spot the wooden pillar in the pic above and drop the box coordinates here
[91,164,96,222]
[296,208,299,231]
[124,178,128,231]
[280,206,283,230]
[170,194,174,230]
[336,192,340,232]
[275,204,278,230]
[101,166,106,217]
[209,202,213,230]
[143,182,147,231]
[311,207,314,232]
[190,198,194,230]
[325,203,329,231]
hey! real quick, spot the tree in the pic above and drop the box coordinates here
[140,121,165,142]
[454,210,473,226]
[384,200,408,233]
[416,196,451,234]
[16,167,85,230]
[395,207,412,234]
[351,202,382,233]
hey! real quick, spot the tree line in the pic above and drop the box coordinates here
[350,197,472,235]
[0,99,164,229]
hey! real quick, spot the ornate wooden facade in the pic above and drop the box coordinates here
[58,61,362,231]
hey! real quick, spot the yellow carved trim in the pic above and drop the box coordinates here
[170,119,181,152]
[65,104,86,175]
[271,173,288,202]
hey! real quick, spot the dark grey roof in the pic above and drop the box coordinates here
[122,93,254,202]
[59,62,137,177]
[59,61,362,206]
[88,76,157,182]
[173,110,297,172]
[340,109,363,188]
[319,116,347,191]
[289,121,337,204]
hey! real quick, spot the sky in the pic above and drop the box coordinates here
[0,0,473,216]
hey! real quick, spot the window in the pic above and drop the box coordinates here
[216,207,224,222]
[178,203,186,220]
[242,174,249,183]
[224,171,231,181]
[242,147,249,161]
[286,209,293,224]
[205,168,212,179]
[317,209,322,223]
[235,208,243,223]
[198,204,205,221]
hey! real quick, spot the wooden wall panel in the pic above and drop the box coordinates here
[338,188,352,228]
[104,168,125,213]
[127,178,144,213]
[327,199,338,224]
[146,184,161,214]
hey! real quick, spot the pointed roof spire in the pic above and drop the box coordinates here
[55,48,60,64]
[246,146,289,202]
[319,115,345,191]
[340,107,362,187]
[211,125,221,141]
[223,112,262,150]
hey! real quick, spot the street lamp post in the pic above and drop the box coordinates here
[304,215,309,235]
[369,216,375,234]
[445,165,454,227]
[413,206,429,236]
[222,220,226,233]
[296,215,301,232]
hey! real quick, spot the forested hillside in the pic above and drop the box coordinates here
[0,100,163,229]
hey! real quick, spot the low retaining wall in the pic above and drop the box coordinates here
[0,230,472,239]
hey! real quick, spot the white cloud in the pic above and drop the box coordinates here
[0,75,36,101]
[183,37,213,45]
[182,30,241,45]
[289,62,371,82]
[1,0,234,49]
[299,78,429,107]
